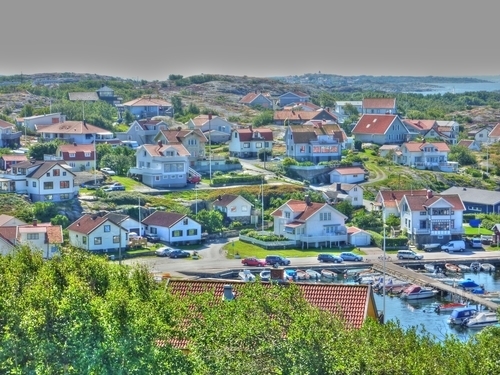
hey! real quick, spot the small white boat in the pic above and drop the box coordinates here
[259,270,271,281]
[238,269,256,282]
[470,262,481,272]
[306,269,321,280]
[358,276,379,285]
[321,269,337,279]
[463,311,499,329]
[400,284,438,300]
[445,263,462,273]
[458,264,471,272]
[424,263,440,273]
[481,263,496,272]
[296,269,310,280]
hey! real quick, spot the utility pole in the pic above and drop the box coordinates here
[208,113,212,183]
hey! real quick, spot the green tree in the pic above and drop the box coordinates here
[51,214,70,228]
[385,213,400,228]
[317,91,336,108]
[123,110,135,124]
[28,140,63,160]
[194,209,224,234]
[19,104,34,117]
[171,95,183,116]
[32,202,58,223]
[335,200,354,219]
[448,145,477,166]
[252,110,273,126]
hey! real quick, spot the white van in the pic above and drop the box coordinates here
[471,238,482,249]
[441,240,466,252]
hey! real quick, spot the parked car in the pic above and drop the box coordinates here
[339,252,363,262]
[397,250,423,260]
[441,240,466,253]
[241,257,266,267]
[155,246,176,257]
[101,167,116,175]
[317,253,344,263]
[265,255,291,266]
[169,250,191,259]
[145,233,161,243]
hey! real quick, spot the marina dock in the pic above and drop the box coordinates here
[371,260,500,311]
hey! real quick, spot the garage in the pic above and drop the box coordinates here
[347,227,371,247]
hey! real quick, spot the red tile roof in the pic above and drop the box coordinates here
[377,189,429,209]
[36,121,112,135]
[271,199,345,222]
[489,123,500,138]
[404,194,465,211]
[0,119,16,129]
[284,102,321,111]
[273,109,337,122]
[0,226,17,244]
[402,141,450,152]
[402,119,436,131]
[362,98,396,109]
[331,167,366,175]
[143,143,190,157]
[352,114,398,135]
[457,140,473,148]
[46,225,63,243]
[67,213,112,235]
[239,92,271,104]
[142,211,186,228]
[236,128,273,141]
[158,129,207,144]
[58,144,95,161]
[1,154,28,162]
[122,97,172,107]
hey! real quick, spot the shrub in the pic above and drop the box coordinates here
[367,230,408,248]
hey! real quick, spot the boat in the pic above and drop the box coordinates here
[306,269,321,280]
[423,243,441,252]
[284,269,297,281]
[463,311,499,328]
[434,302,467,313]
[424,263,440,273]
[458,264,471,272]
[259,270,271,281]
[346,268,372,276]
[238,269,256,282]
[445,263,462,273]
[321,269,337,279]
[470,262,481,272]
[457,278,481,291]
[481,263,496,272]
[296,269,310,280]
[400,284,438,300]
[358,275,379,285]
[448,306,479,325]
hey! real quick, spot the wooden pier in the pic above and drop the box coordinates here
[371,260,500,311]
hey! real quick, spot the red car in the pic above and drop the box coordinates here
[241,257,266,267]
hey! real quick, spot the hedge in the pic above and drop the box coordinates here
[367,230,408,249]
[211,175,264,186]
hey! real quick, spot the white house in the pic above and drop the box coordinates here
[329,167,367,184]
[457,139,481,151]
[0,214,26,227]
[129,141,190,188]
[17,113,66,132]
[155,128,207,163]
[374,189,430,219]
[67,213,128,253]
[116,119,170,145]
[187,115,234,143]
[122,97,173,119]
[398,189,465,247]
[2,160,79,202]
[270,196,348,248]
[141,211,201,245]
[488,123,500,143]
[211,194,254,224]
[398,141,456,172]
[361,98,397,115]
[105,212,143,236]
[0,119,22,148]
[347,226,372,247]
[36,120,118,145]
[329,183,364,207]
[228,126,274,158]
[424,121,459,145]
[468,126,492,145]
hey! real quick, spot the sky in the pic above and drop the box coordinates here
[1,1,499,81]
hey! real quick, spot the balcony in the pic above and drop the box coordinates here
[1,131,22,140]
[300,234,347,243]
[412,227,464,235]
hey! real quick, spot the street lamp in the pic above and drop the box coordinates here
[382,209,386,323]
[208,113,212,183]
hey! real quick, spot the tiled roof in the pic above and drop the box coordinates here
[362,98,396,109]
[212,194,238,207]
[402,141,450,152]
[239,92,271,104]
[457,140,473,148]
[67,213,111,235]
[188,115,213,126]
[0,119,16,129]
[142,211,186,228]
[284,102,321,111]
[134,119,165,129]
[17,223,63,244]
[347,226,364,235]
[280,91,309,98]
[159,129,207,144]
[352,114,398,135]
[274,109,337,122]
[402,119,436,131]
[68,92,99,101]
[0,226,17,244]
[58,144,95,161]
[46,225,63,243]
[25,161,74,179]
[36,121,112,135]
[122,97,172,107]
[330,167,366,175]
[0,214,22,226]
[236,128,273,141]
[489,123,500,138]
[271,199,345,222]
[288,124,345,143]
[404,194,465,211]
[1,155,28,162]
[143,143,190,157]
[378,189,429,209]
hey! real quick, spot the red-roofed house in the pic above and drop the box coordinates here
[279,91,310,107]
[129,140,190,188]
[16,220,63,259]
[362,98,397,115]
[211,194,254,224]
[155,128,207,162]
[374,189,430,218]
[323,183,364,207]
[273,109,338,125]
[229,126,274,158]
[425,121,460,145]
[186,115,234,143]
[488,123,500,143]
[56,143,96,171]
[116,119,170,145]
[239,91,273,108]
[329,166,367,184]
[399,141,456,172]
[271,196,347,248]
[347,226,372,247]
[141,211,201,245]
[283,102,321,111]
[402,119,437,135]
[0,154,28,170]
[398,189,465,247]
[457,139,480,151]
[122,96,173,119]
[352,114,413,145]
[36,120,117,144]
[0,119,22,148]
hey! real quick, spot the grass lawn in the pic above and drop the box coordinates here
[110,176,147,190]
[223,240,360,259]
[463,224,493,236]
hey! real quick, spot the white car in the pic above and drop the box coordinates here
[101,167,116,175]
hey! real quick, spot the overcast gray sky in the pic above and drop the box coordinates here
[1,0,498,80]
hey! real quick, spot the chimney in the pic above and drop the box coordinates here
[305,194,311,206]
[426,189,433,199]
[73,142,77,146]
[222,285,235,301]
[83,120,86,127]
[32,219,37,226]
[157,140,163,148]
[336,183,342,192]
[270,268,285,281]
[218,195,222,201]
[249,125,253,132]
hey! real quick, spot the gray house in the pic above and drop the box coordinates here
[352,114,414,145]
[239,92,273,108]
[440,187,500,214]
[278,91,310,107]
[116,119,170,145]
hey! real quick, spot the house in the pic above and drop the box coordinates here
[284,123,345,163]
[36,120,118,145]
[211,194,254,224]
[347,226,372,247]
[116,119,170,145]
[352,114,414,145]
[398,141,456,172]
[68,92,99,102]
[0,214,26,227]
[141,211,201,245]
[283,102,321,111]
[155,128,207,164]
[334,101,363,123]
[0,226,15,256]
[1,160,78,202]
[0,119,22,148]
[228,126,273,158]
[271,196,348,248]
[327,183,364,207]
[122,96,173,119]
[186,115,233,143]
[468,126,492,145]
[17,113,66,132]
[0,154,28,170]
[374,189,430,219]
[329,167,367,184]
[457,139,481,151]
[425,121,460,145]
[67,212,128,253]
[57,143,96,171]
[103,212,143,236]
[278,91,310,107]
[273,109,337,125]
[440,187,500,214]
[398,189,465,247]
[378,144,400,159]
[488,123,500,143]
[239,91,273,108]
[361,98,397,115]
[402,119,437,136]
[129,141,190,188]
[16,220,63,259]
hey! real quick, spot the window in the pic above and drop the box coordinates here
[187,228,198,236]
[353,174,358,177]
[113,235,120,243]
[431,220,450,231]
[69,162,75,168]
[27,233,39,240]
[256,142,262,148]
[62,171,66,176]
[69,153,76,158]
[230,206,237,212]
[419,220,427,229]
[172,230,182,237]
[104,225,111,232]
[85,152,91,157]
[243,142,250,148]
[32,181,36,187]
[155,176,160,181]
[241,206,248,212]
[94,237,102,245]
[60,193,69,200]
[45,195,53,201]
[53,169,60,176]
[60,181,70,189]
[150,227,157,234]
[432,208,450,215]
[285,212,291,219]
[82,236,87,244]
[170,175,176,179]
[26,181,28,186]
[353,187,357,191]
[46,172,50,177]
[320,212,332,221]
[182,218,189,225]
[420,211,427,216]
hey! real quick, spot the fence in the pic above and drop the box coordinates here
[239,234,297,249]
